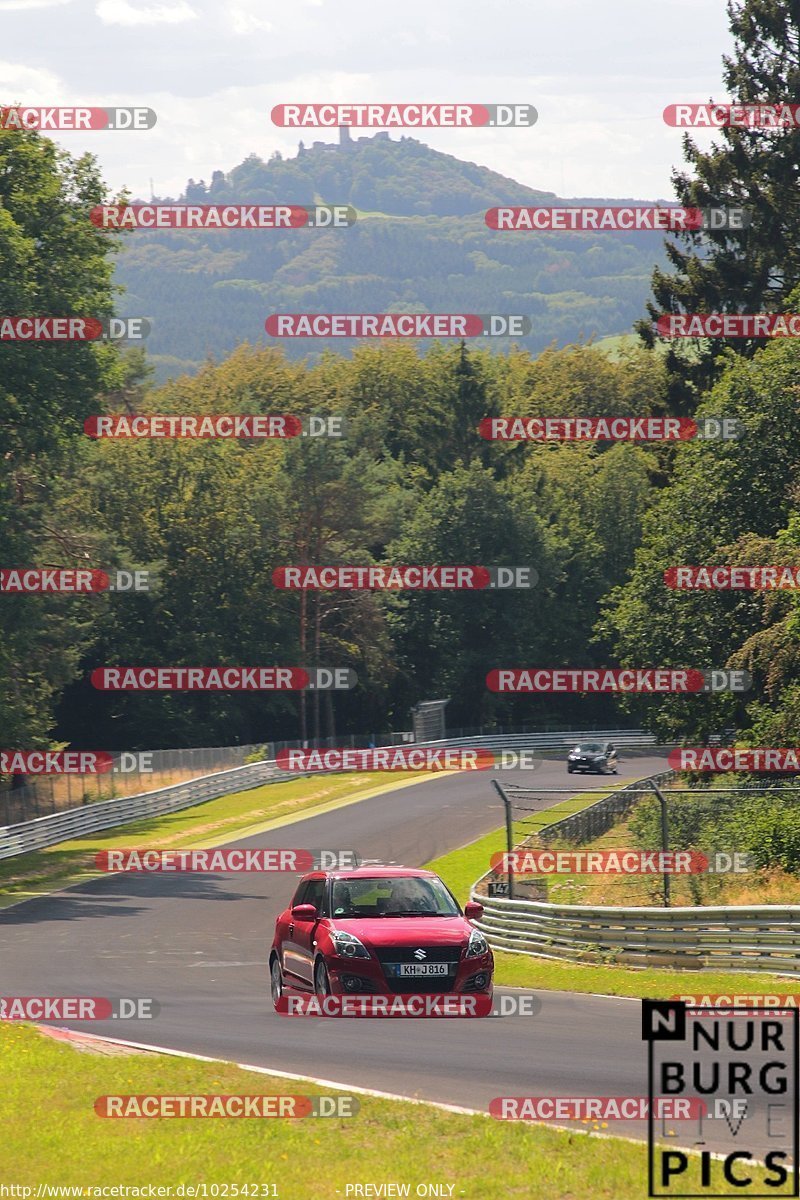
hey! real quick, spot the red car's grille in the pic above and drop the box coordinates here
[374,945,462,993]
[373,945,463,964]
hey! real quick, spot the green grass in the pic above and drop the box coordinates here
[490,950,800,998]
[0,771,429,906]
[593,333,668,359]
[592,333,640,359]
[2,1023,782,1197]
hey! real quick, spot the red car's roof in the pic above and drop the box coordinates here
[299,866,438,882]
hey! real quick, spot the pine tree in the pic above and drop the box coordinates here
[638,0,800,412]
[450,342,498,468]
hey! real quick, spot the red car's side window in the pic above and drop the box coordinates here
[304,879,327,916]
[289,878,327,914]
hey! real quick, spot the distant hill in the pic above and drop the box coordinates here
[187,131,558,215]
[114,133,672,379]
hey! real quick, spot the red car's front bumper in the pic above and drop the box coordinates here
[323,949,494,996]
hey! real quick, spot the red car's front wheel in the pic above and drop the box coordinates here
[314,958,332,998]
[270,957,284,1008]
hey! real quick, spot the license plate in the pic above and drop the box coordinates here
[395,963,449,977]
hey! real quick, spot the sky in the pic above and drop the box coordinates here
[2,0,736,201]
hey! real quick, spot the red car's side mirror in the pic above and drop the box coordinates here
[464,901,484,921]
[291,903,318,921]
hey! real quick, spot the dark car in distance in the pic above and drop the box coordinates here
[567,741,618,775]
[269,866,493,1004]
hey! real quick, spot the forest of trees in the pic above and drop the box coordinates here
[5,0,800,757]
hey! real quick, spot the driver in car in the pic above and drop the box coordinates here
[384,878,435,913]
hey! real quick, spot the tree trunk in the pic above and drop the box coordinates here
[312,591,321,742]
[299,589,307,743]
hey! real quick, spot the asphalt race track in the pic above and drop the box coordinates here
[1,753,776,1157]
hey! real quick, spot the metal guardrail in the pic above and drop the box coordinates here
[471,770,800,974]
[471,895,800,976]
[0,743,267,826]
[0,729,661,861]
[419,730,658,752]
[0,759,295,861]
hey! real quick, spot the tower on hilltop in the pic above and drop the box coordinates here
[339,125,352,147]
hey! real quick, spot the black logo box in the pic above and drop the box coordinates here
[643,1000,799,1197]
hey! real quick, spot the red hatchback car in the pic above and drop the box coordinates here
[269,866,493,1004]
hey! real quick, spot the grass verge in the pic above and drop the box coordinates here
[0,771,430,907]
[489,950,800,998]
[2,1023,775,1197]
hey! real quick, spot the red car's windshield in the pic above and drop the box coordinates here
[330,876,459,918]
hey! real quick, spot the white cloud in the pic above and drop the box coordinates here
[0,0,72,9]
[0,60,61,94]
[95,0,196,25]
[229,6,272,35]
[223,0,321,34]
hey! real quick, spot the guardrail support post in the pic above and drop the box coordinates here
[651,779,670,908]
[493,779,515,899]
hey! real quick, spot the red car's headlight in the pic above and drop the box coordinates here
[466,928,489,958]
[330,930,371,959]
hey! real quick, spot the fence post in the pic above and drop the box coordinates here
[493,779,515,899]
[651,779,671,908]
